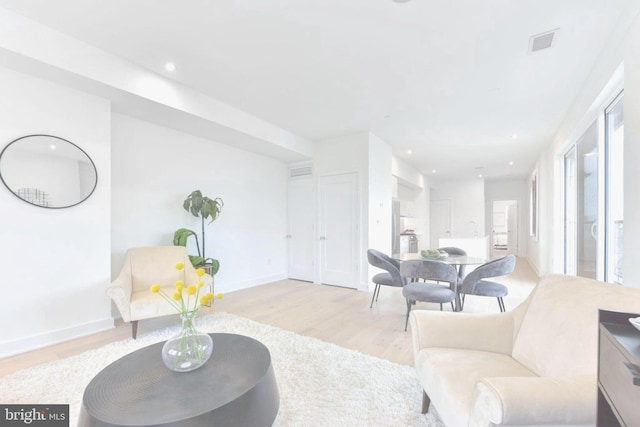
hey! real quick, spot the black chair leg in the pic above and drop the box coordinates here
[370,284,380,308]
[131,320,138,339]
[422,390,431,414]
[439,303,443,311]
[404,299,412,331]
[498,297,506,312]
[450,301,455,311]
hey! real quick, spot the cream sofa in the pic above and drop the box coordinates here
[106,246,213,338]
[409,274,640,427]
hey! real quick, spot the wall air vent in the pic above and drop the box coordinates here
[289,165,313,179]
[529,29,558,53]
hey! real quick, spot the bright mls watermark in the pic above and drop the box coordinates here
[1,405,69,426]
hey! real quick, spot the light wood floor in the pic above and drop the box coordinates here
[0,258,538,378]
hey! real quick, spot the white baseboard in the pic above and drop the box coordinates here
[222,273,288,293]
[0,318,115,358]
[524,257,541,277]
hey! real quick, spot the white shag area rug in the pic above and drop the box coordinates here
[0,312,444,426]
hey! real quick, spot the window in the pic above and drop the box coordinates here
[605,93,624,283]
[563,91,623,283]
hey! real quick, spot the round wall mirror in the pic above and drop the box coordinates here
[0,134,98,208]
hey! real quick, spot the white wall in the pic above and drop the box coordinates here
[111,114,288,292]
[484,179,529,258]
[367,133,393,288]
[0,66,112,357]
[531,12,640,280]
[430,179,485,238]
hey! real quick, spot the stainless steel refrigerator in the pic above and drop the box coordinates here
[392,200,401,254]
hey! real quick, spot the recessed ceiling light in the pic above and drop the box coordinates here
[511,133,518,140]
[49,144,56,150]
[407,149,412,155]
[432,169,436,174]
[509,161,514,166]
[165,62,176,72]
[478,174,483,178]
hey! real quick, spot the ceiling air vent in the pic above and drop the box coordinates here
[529,29,558,53]
[289,165,313,179]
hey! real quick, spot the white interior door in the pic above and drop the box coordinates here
[430,200,451,249]
[287,177,314,281]
[318,172,357,288]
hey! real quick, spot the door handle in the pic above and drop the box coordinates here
[591,222,597,239]
[320,236,328,240]
[286,235,292,238]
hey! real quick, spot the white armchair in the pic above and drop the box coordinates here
[409,274,640,426]
[106,246,213,338]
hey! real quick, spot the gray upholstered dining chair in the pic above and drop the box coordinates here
[459,254,516,312]
[437,246,467,282]
[400,259,459,331]
[367,249,403,308]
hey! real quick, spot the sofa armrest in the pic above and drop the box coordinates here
[409,310,516,361]
[105,276,133,322]
[470,376,596,426]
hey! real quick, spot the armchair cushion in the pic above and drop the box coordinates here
[416,348,536,427]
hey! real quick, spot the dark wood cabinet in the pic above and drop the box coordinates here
[598,309,640,427]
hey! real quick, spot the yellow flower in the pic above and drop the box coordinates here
[186,285,197,295]
[175,262,184,270]
[216,292,224,300]
[196,268,205,277]
[175,280,184,291]
[199,295,210,305]
[172,292,181,300]
[198,280,205,287]
[150,283,161,293]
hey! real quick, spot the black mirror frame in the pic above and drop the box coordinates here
[0,134,99,209]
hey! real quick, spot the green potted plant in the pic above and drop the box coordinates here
[173,190,224,274]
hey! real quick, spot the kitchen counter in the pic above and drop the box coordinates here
[438,236,489,259]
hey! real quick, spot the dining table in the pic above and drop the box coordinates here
[392,253,487,267]
[392,253,488,312]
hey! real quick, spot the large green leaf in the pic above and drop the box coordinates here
[182,190,223,223]
[189,256,220,275]
[173,228,196,246]
[178,190,224,273]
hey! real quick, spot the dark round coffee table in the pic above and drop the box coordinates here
[79,333,279,426]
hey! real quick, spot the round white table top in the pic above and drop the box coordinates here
[392,253,487,266]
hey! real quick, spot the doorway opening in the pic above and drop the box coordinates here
[491,200,518,258]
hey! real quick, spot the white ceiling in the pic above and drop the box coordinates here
[0,0,637,180]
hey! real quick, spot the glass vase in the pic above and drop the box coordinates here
[162,312,213,372]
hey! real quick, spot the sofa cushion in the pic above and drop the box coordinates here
[512,274,640,377]
[416,347,536,427]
